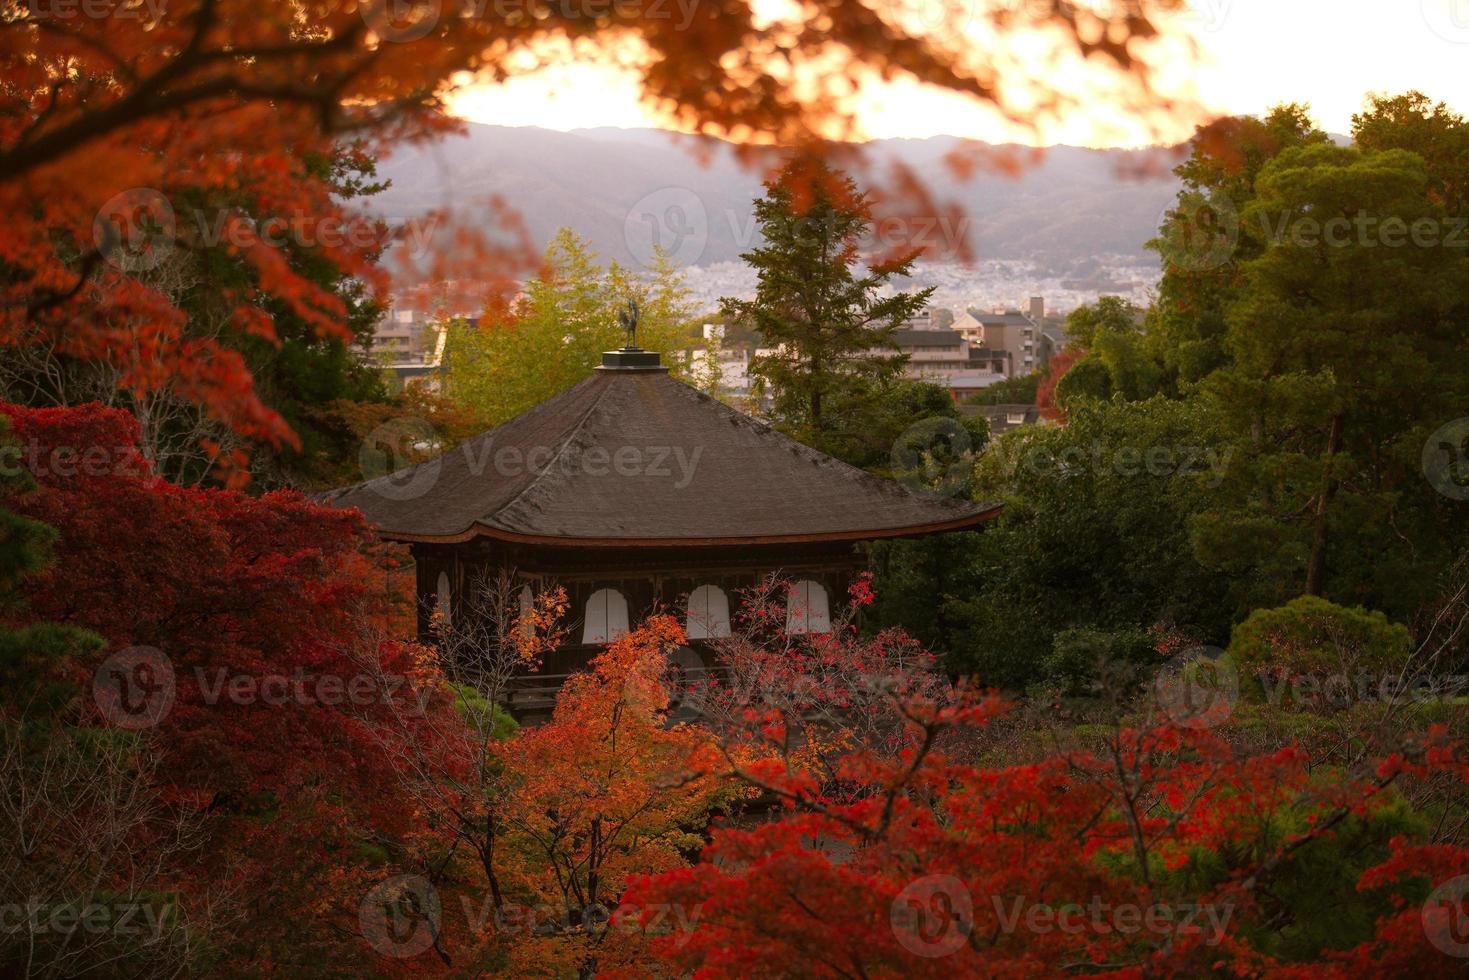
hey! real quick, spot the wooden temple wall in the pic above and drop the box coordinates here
[409,538,868,721]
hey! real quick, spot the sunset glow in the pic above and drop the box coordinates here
[449,1,1469,145]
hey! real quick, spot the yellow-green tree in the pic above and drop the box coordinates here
[444,230,699,424]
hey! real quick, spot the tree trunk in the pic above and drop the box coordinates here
[809,353,822,430]
[1305,412,1344,597]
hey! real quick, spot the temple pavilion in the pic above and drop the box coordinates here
[322,342,1000,714]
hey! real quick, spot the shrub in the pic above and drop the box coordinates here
[1041,625,1158,695]
[1228,596,1412,677]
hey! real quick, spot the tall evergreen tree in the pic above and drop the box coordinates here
[1353,91,1469,216]
[723,160,931,453]
[1193,142,1469,612]
[1146,105,1330,387]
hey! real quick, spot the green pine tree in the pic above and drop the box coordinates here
[723,160,932,454]
[1193,142,1469,609]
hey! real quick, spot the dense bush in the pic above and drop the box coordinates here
[1229,596,1414,677]
[1041,625,1159,695]
[934,397,1234,688]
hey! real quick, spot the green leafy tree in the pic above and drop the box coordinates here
[1147,105,1330,387]
[965,371,1040,406]
[685,324,727,396]
[1040,624,1158,695]
[1064,295,1142,350]
[1191,142,1469,609]
[1353,91,1469,216]
[724,160,930,455]
[1051,354,1116,408]
[445,230,697,425]
[1038,298,1163,417]
[824,376,987,475]
[939,397,1234,687]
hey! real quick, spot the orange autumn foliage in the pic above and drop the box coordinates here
[491,616,737,973]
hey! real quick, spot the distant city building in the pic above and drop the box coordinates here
[888,323,1007,401]
[968,403,1042,437]
[371,307,434,365]
[1039,325,1069,368]
[849,299,1073,400]
[678,346,754,400]
[967,347,1013,376]
[898,310,934,331]
[945,297,1053,375]
[975,308,1039,375]
[675,258,1159,316]
[950,309,983,341]
[360,301,473,391]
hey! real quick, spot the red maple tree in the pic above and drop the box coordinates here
[0,401,462,972]
[612,582,1469,978]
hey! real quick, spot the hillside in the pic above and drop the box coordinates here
[369,124,1185,272]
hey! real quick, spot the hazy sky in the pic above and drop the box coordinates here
[449,0,1469,146]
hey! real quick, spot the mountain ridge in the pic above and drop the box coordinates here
[369,123,1187,272]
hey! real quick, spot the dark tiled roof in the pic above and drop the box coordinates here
[977,311,1034,326]
[322,365,1000,544]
